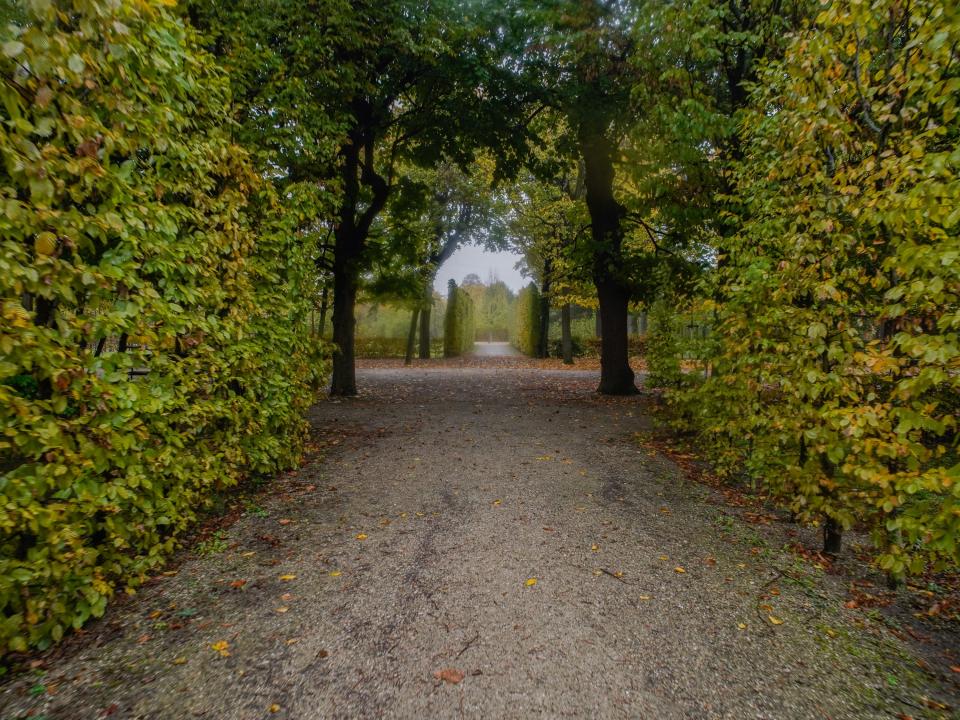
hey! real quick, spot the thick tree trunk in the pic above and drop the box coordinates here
[578,124,636,395]
[330,259,358,396]
[561,303,573,365]
[418,283,432,360]
[595,280,635,394]
[404,307,419,365]
[823,517,842,556]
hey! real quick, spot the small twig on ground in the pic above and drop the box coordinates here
[455,632,480,659]
[600,568,627,583]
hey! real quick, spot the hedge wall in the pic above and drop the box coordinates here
[512,283,541,356]
[443,280,475,357]
[0,0,323,654]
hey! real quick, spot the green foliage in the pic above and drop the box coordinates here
[0,0,323,655]
[513,283,542,356]
[673,0,960,577]
[646,299,682,388]
[443,280,475,357]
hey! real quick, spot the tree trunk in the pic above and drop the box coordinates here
[418,282,432,360]
[823,517,842,556]
[595,280,636,394]
[404,308,419,365]
[330,259,358,396]
[561,303,573,365]
[578,124,636,395]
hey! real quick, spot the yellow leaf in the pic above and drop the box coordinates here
[279,574,296,581]
[591,544,599,552]
[674,567,685,574]
[329,570,341,577]
[638,595,651,601]
[241,551,256,557]
[737,623,747,630]
[492,499,501,506]
[211,640,230,657]
[172,656,187,665]
[658,555,669,561]
[525,578,537,586]
[355,533,368,540]
[269,704,281,713]
[768,615,785,625]
[275,607,289,613]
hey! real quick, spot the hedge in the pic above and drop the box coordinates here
[512,283,540,356]
[0,0,323,655]
[670,0,960,577]
[443,280,475,357]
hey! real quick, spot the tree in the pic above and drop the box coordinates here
[192,0,534,395]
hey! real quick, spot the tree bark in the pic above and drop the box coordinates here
[561,303,573,364]
[330,257,358,396]
[578,124,636,395]
[823,517,843,556]
[404,307,419,365]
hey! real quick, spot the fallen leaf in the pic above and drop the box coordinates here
[172,657,187,665]
[279,574,296,582]
[269,704,281,713]
[356,533,368,541]
[638,595,651,601]
[591,544,600,552]
[211,640,230,657]
[434,668,465,684]
[275,607,289,613]
[137,634,151,644]
[230,579,247,589]
[951,666,960,674]
[492,499,502,506]
[674,567,685,574]
[658,555,669,561]
[329,570,342,577]
[525,578,537,587]
[279,519,292,525]
[241,551,256,557]
[768,615,785,625]
[281,593,292,601]
[737,623,747,630]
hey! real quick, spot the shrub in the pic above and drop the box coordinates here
[673,0,960,577]
[443,280,475,356]
[0,0,323,654]
[512,283,541,356]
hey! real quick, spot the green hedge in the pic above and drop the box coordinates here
[443,280,475,357]
[0,0,323,655]
[512,283,541,356]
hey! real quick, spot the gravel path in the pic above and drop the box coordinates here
[1,367,953,719]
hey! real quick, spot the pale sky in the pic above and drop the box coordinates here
[433,244,528,293]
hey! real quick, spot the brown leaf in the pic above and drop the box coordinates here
[230,579,247,589]
[434,668,465,684]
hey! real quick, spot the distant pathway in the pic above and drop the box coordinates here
[1,365,952,719]
[469,341,521,357]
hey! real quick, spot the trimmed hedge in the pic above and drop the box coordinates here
[512,283,541,356]
[0,1,323,655]
[443,280,475,357]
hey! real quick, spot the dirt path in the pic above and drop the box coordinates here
[2,367,955,719]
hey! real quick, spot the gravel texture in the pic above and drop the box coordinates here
[1,366,954,720]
